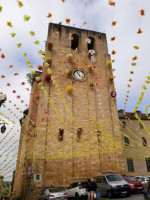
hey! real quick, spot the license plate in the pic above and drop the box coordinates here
[121,191,127,194]
[56,198,63,199]
[138,187,143,189]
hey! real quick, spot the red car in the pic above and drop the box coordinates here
[123,176,144,192]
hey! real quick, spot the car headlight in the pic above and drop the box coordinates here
[129,183,134,186]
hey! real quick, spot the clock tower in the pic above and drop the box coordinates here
[12,23,124,199]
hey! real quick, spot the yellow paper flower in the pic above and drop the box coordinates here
[142,85,147,90]
[26,60,30,64]
[30,70,35,74]
[36,77,40,81]
[28,64,33,68]
[47,69,52,74]
[17,1,23,8]
[23,52,27,57]
[7,21,13,28]
[16,43,22,48]
[38,50,45,55]
[24,15,30,22]
[0,6,3,12]
[11,33,16,37]
[51,75,55,80]
[45,63,49,67]
[29,31,35,36]
[34,40,40,45]
[42,56,47,60]
[66,86,73,93]
[106,60,112,67]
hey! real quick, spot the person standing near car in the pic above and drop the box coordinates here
[87,178,98,200]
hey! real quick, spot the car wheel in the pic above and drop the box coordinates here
[126,191,130,197]
[75,193,80,200]
[107,190,112,199]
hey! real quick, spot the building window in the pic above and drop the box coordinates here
[119,111,124,118]
[139,122,143,129]
[127,158,134,172]
[124,136,129,146]
[97,131,101,143]
[71,34,79,50]
[77,128,83,142]
[87,37,95,50]
[146,158,150,172]
[58,128,64,141]
[142,137,147,147]
[122,121,126,128]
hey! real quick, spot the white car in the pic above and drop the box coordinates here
[137,176,150,186]
[38,187,67,200]
[66,181,88,200]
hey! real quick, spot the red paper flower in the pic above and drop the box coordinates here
[14,104,16,106]
[95,83,98,86]
[132,56,137,61]
[92,65,96,69]
[26,88,29,91]
[16,95,20,99]
[1,75,5,78]
[66,18,71,24]
[12,90,16,93]
[129,79,132,82]
[137,28,143,34]
[109,1,116,6]
[140,9,145,16]
[21,82,25,85]
[111,50,116,55]
[9,65,13,68]
[1,54,5,58]
[21,100,24,103]
[130,71,134,74]
[127,84,131,88]
[14,73,19,76]
[94,76,98,80]
[111,36,116,41]
[7,83,11,86]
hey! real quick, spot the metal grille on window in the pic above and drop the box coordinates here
[127,158,134,172]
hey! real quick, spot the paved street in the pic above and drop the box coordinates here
[101,193,144,200]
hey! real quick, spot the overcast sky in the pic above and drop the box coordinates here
[0,0,150,181]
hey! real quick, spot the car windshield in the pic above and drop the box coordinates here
[49,188,66,193]
[124,177,137,182]
[146,177,150,181]
[106,174,124,182]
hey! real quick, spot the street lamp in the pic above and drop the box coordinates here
[0,123,6,133]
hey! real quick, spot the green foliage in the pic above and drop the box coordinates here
[25,73,36,86]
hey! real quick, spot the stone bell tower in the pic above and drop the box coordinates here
[12,23,124,199]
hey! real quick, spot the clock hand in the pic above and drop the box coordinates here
[77,71,81,77]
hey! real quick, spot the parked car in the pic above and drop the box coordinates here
[38,187,67,200]
[66,181,88,200]
[136,176,150,186]
[123,176,144,192]
[144,180,150,200]
[94,173,130,199]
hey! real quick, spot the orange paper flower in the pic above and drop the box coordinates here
[132,56,137,61]
[66,18,71,24]
[109,1,116,6]
[133,46,139,50]
[47,13,52,18]
[130,71,134,74]
[111,21,117,26]
[131,63,136,66]
[129,79,132,82]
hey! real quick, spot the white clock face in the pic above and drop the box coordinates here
[73,70,85,81]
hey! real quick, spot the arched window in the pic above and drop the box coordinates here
[71,34,79,50]
[142,137,147,147]
[122,121,126,128]
[87,37,95,50]
[124,136,129,146]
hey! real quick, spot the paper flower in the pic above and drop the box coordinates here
[111,21,117,26]
[66,86,73,93]
[83,21,87,25]
[16,43,22,48]
[7,83,11,86]
[30,70,35,74]
[38,65,43,70]
[11,33,16,37]
[140,9,145,16]
[133,46,139,50]
[28,64,33,68]
[106,60,112,67]
[38,50,45,55]
[74,48,78,53]
[0,6,2,12]
[34,94,39,100]
[142,85,147,90]
[137,28,143,34]
[21,82,25,85]
[17,1,23,8]
[14,73,19,76]
[62,0,66,3]
[109,1,116,6]
[24,15,31,22]
[54,32,59,37]
[110,36,116,41]
[7,21,13,27]
[1,54,5,58]
[34,40,40,45]
[16,95,20,99]
[127,84,131,88]
[45,74,51,81]
[66,18,71,24]
[130,71,134,74]
[111,50,116,55]
[26,60,30,64]
[131,63,136,66]
[132,56,137,61]
[47,13,52,18]
[23,52,27,57]
[29,31,35,36]
[129,79,132,82]
[47,68,52,74]
[1,75,5,78]
[12,90,16,93]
